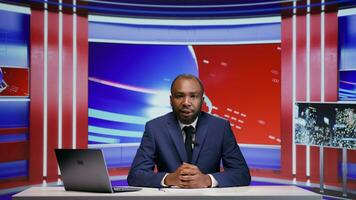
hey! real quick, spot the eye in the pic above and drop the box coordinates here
[191,94,199,99]
[174,94,184,99]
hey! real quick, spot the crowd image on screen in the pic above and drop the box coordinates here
[295,103,356,149]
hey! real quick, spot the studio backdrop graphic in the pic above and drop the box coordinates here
[0,9,30,181]
[88,42,281,169]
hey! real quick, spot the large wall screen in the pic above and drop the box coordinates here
[88,42,281,170]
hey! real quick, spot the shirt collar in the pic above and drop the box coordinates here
[178,117,198,130]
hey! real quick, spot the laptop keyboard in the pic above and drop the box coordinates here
[112,186,142,193]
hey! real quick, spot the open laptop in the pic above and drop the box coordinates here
[55,149,141,193]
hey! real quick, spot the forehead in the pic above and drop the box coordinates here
[172,77,202,93]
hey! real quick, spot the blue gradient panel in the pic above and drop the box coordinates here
[240,146,280,170]
[89,43,198,144]
[250,181,285,186]
[347,163,356,180]
[339,15,356,70]
[4,0,356,19]
[0,10,29,67]
[0,193,14,200]
[111,179,129,187]
[89,81,156,117]
[90,144,281,170]
[338,163,356,180]
[0,133,27,143]
[339,70,356,101]
[89,117,145,130]
[89,22,280,43]
[89,146,138,168]
[0,160,27,179]
[89,43,197,88]
[0,101,29,128]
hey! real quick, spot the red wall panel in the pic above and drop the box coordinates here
[29,9,44,184]
[323,12,339,186]
[46,11,59,181]
[0,128,28,134]
[28,8,88,185]
[296,15,307,102]
[310,14,321,102]
[324,12,338,102]
[296,146,307,180]
[310,146,320,182]
[281,9,340,187]
[0,142,28,162]
[295,14,307,181]
[76,15,88,148]
[62,13,73,149]
[309,13,321,183]
[281,16,293,178]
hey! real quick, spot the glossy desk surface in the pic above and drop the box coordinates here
[13,185,322,200]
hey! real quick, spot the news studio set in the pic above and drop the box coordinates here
[0,0,356,200]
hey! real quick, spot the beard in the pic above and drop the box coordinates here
[172,104,202,125]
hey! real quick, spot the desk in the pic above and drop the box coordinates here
[13,186,322,200]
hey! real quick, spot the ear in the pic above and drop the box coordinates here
[170,95,173,106]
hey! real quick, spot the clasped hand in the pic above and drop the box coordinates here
[164,163,212,188]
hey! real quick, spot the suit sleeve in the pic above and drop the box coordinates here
[127,123,166,187]
[211,120,251,187]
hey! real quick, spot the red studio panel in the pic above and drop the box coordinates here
[0,66,29,97]
[195,44,281,145]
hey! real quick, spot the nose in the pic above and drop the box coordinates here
[182,96,191,106]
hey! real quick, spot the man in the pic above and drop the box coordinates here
[127,74,250,188]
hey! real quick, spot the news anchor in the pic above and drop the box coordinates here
[127,74,250,188]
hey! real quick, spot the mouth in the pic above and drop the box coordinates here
[180,109,193,118]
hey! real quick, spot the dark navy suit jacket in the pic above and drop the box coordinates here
[127,112,251,187]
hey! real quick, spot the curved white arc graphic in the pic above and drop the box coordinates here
[89,77,164,95]
[89,125,143,138]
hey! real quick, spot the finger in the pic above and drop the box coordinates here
[179,180,191,188]
[179,175,194,181]
[181,162,192,168]
[186,179,205,189]
[181,163,198,169]
[189,164,199,170]
[180,168,200,176]
[178,165,193,173]
[180,165,194,171]
[189,165,201,173]
[182,164,200,172]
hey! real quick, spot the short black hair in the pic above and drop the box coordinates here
[170,74,205,95]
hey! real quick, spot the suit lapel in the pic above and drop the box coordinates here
[191,113,209,164]
[166,113,186,162]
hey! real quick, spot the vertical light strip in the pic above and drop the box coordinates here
[306,0,311,102]
[306,0,311,178]
[72,0,77,148]
[58,0,63,149]
[58,0,63,175]
[43,2,48,179]
[320,0,325,192]
[320,145,324,192]
[321,0,325,102]
[342,148,348,196]
[292,0,297,175]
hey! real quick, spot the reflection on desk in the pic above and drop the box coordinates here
[13,185,322,200]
